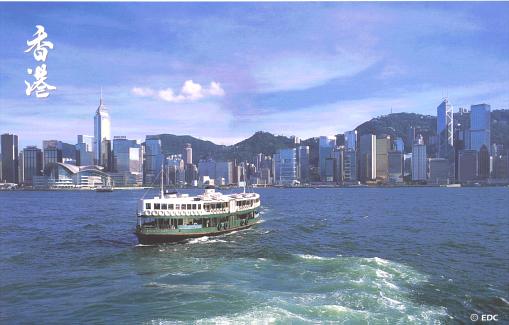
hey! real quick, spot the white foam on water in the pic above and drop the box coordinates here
[135,244,156,247]
[187,236,210,244]
[376,269,392,279]
[193,306,312,324]
[379,291,406,311]
[295,254,335,260]
[499,296,509,305]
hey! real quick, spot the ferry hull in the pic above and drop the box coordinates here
[135,221,258,244]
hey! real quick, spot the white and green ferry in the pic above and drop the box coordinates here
[135,185,261,244]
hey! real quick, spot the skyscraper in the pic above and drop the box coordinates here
[359,134,376,182]
[143,136,163,185]
[297,145,309,182]
[388,150,403,183]
[275,148,297,185]
[183,143,192,165]
[376,136,390,182]
[1,133,19,184]
[458,150,478,183]
[94,93,111,166]
[412,135,427,181]
[112,136,141,173]
[437,98,453,158]
[469,103,491,152]
[76,135,94,166]
[22,146,43,186]
[319,136,335,181]
[478,145,490,179]
[345,130,357,151]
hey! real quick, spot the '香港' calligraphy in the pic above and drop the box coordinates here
[24,25,56,98]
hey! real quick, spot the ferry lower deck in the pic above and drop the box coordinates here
[135,209,259,244]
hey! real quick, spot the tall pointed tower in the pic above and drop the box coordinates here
[93,91,111,166]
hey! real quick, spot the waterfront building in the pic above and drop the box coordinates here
[376,136,390,182]
[394,137,404,153]
[469,104,491,152]
[100,139,112,171]
[458,150,478,183]
[94,94,111,166]
[143,136,163,185]
[39,162,109,189]
[216,161,233,185]
[407,127,416,152]
[492,151,508,180]
[404,153,412,178]
[297,145,310,182]
[185,163,198,186]
[43,143,63,170]
[110,136,142,186]
[166,154,185,186]
[335,134,345,147]
[331,148,344,182]
[198,159,216,180]
[345,130,357,151]
[319,136,335,181]
[324,157,336,182]
[22,146,43,186]
[388,150,403,183]
[183,143,192,165]
[112,136,141,173]
[1,133,19,184]
[18,152,24,185]
[275,148,297,185]
[76,135,94,166]
[411,135,427,181]
[428,158,449,185]
[478,145,490,180]
[437,98,453,159]
[359,134,376,183]
[343,149,357,183]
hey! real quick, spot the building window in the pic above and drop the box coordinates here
[145,203,151,209]
[154,203,160,210]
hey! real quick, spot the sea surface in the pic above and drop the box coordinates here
[0,187,508,324]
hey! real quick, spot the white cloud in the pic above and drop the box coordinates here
[132,80,225,103]
[131,87,154,97]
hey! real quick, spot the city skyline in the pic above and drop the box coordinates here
[1,3,509,149]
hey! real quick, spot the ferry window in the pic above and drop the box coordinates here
[187,204,192,210]
[145,203,151,209]
[169,204,174,210]
[192,204,196,209]
[198,204,201,209]
[182,204,186,210]
[178,218,183,225]
[175,204,180,210]
[162,204,167,210]
[154,203,160,210]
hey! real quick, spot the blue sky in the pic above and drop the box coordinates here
[1,2,508,148]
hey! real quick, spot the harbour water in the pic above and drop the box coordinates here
[0,188,508,323]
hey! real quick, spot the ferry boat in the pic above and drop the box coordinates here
[135,185,261,244]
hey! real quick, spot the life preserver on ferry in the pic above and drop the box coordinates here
[240,220,244,226]
[245,219,249,225]
[151,211,157,216]
[165,211,170,216]
[223,223,228,230]
[158,210,164,216]
[217,223,222,231]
